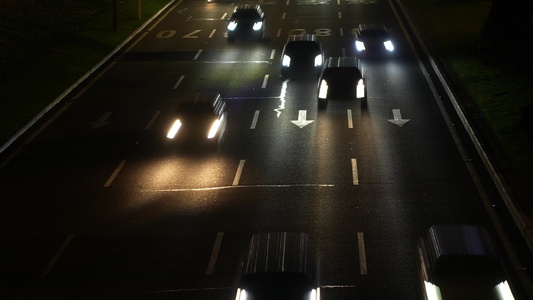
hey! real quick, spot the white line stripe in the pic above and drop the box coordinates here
[270,49,276,60]
[357,232,367,275]
[338,12,342,19]
[337,0,340,4]
[251,110,260,129]
[104,160,126,187]
[351,158,359,185]
[209,29,216,38]
[206,232,224,275]
[262,75,269,88]
[221,12,227,19]
[347,109,353,128]
[282,12,286,19]
[339,27,344,37]
[145,111,161,130]
[277,28,282,37]
[193,49,203,60]
[173,75,185,89]
[286,0,290,5]
[233,160,246,186]
[40,234,75,278]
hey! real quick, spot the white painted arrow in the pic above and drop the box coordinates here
[90,111,112,129]
[387,109,410,127]
[291,110,314,128]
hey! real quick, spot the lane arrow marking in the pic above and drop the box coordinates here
[291,110,314,128]
[387,109,410,127]
[90,111,112,129]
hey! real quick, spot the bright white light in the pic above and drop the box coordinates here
[356,79,365,98]
[384,40,394,51]
[208,119,222,139]
[355,40,365,51]
[315,54,323,67]
[227,21,237,31]
[309,288,320,300]
[253,21,263,31]
[167,119,181,139]
[423,281,442,300]
[235,288,247,300]
[496,281,515,300]
[318,80,328,99]
[282,55,291,67]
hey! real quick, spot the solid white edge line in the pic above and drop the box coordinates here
[173,75,185,89]
[40,233,75,278]
[262,75,269,88]
[347,109,353,128]
[145,111,161,130]
[351,158,358,185]
[104,160,126,187]
[251,110,260,129]
[233,160,246,186]
[205,232,224,275]
[357,232,367,275]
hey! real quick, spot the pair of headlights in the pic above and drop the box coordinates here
[318,79,365,99]
[282,54,323,68]
[355,40,394,52]
[227,21,263,31]
[166,118,222,140]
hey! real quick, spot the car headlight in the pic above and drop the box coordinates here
[355,40,365,51]
[208,119,222,139]
[423,281,442,300]
[227,21,237,31]
[318,80,328,99]
[314,54,323,67]
[356,79,365,98]
[384,40,394,51]
[253,21,263,31]
[282,55,291,67]
[235,288,247,300]
[167,119,182,139]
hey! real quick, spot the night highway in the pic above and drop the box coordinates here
[1,0,532,299]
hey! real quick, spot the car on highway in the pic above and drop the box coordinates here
[317,57,367,108]
[417,225,517,300]
[227,5,265,42]
[234,232,320,300]
[354,23,394,56]
[166,92,227,148]
[280,34,325,78]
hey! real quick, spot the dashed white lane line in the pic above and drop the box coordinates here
[262,75,270,88]
[282,12,287,19]
[173,75,185,89]
[145,111,161,130]
[193,49,203,60]
[339,27,344,37]
[277,28,282,37]
[40,233,75,279]
[209,29,216,38]
[251,110,260,129]
[206,232,224,275]
[270,49,276,60]
[347,109,353,128]
[351,158,359,185]
[233,160,246,186]
[357,232,368,275]
[104,160,126,187]
[221,12,227,20]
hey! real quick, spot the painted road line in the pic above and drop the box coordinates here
[206,232,224,275]
[251,110,260,129]
[209,29,216,38]
[351,158,359,185]
[40,233,75,279]
[221,12,227,20]
[270,49,276,60]
[357,232,368,275]
[286,0,290,5]
[339,27,344,37]
[262,75,269,88]
[277,28,282,38]
[173,75,185,89]
[338,12,342,19]
[347,109,353,128]
[233,160,246,186]
[145,111,161,130]
[104,160,126,187]
[193,49,203,60]
[282,12,287,19]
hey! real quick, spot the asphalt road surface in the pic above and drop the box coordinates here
[1,0,531,299]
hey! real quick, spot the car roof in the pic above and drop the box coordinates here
[233,4,263,14]
[175,92,222,115]
[286,34,319,43]
[324,56,361,69]
[358,23,388,32]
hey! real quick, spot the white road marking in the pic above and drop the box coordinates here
[347,109,353,128]
[282,12,287,19]
[193,49,203,60]
[251,110,260,129]
[209,29,216,38]
[145,111,161,130]
[104,160,126,187]
[351,158,359,185]
[277,28,282,37]
[338,12,342,19]
[40,234,75,278]
[286,0,290,5]
[339,27,344,37]
[262,74,269,88]
[173,75,185,89]
[206,232,224,275]
[291,110,314,128]
[270,49,276,60]
[221,12,227,19]
[233,160,246,186]
[357,232,367,275]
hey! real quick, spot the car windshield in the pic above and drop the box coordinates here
[285,41,321,57]
[232,10,260,19]
[360,29,388,39]
[322,67,362,82]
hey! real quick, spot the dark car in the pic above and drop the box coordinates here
[166,92,227,148]
[317,57,367,107]
[227,5,265,42]
[281,34,324,78]
[234,232,320,300]
[417,225,517,300]
[354,23,394,56]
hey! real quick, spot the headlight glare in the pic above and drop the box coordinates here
[253,21,263,31]
[208,119,222,139]
[318,80,328,99]
[356,78,365,98]
[355,40,365,51]
[315,54,323,67]
[167,119,182,139]
[282,55,291,67]
[384,40,394,51]
[227,21,237,31]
